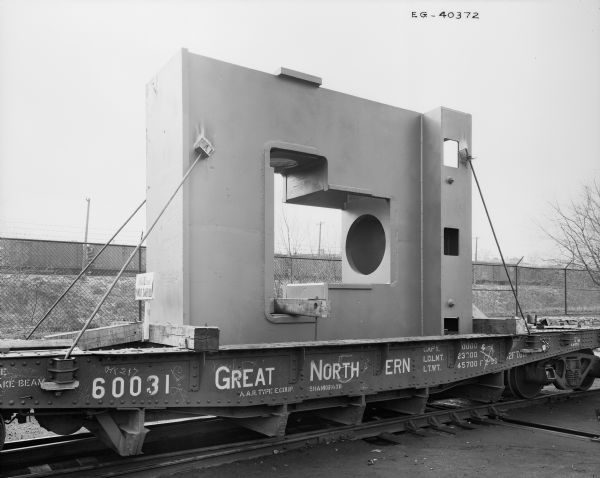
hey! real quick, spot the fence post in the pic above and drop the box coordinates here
[563,260,573,316]
[564,267,568,316]
[514,265,518,317]
[138,246,143,322]
[513,257,524,317]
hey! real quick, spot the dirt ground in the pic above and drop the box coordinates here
[5,417,54,442]
[169,395,600,478]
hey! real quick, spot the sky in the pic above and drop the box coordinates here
[0,0,598,263]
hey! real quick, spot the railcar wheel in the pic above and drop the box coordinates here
[504,364,545,399]
[575,374,596,391]
[0,417,5,451]
[552,379,568,390]
[35,411,84,436]
[550,350,598,391]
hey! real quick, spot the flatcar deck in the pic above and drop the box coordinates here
[2,326,599,455]
[2,328,598,408]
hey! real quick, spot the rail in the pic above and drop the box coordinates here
[2,388,598,478]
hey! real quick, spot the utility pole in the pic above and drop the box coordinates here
[83,197,91,244]
[82,197,91,271]
[474,236,479,262]
[317,221,323,256]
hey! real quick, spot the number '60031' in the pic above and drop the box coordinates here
[92,375,170,399]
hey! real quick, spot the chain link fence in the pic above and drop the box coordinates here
[1,238,599,340]
[473,262,600,317]
[274,254,341,297]
[0,237,145,339]
[276,257,600,318]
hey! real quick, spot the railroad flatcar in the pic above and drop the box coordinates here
[1,50,599,455]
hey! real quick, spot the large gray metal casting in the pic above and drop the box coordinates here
[145,49,472,344]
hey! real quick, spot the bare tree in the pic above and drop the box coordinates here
[278,206,296,257]
[276,204,311,257]
[546,180,600,286]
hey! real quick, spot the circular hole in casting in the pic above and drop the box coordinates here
[345,214,386,275]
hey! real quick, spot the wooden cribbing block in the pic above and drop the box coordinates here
[45,323,143,350]
[0,339,72,352]
[543,316,600,328]
[148,324,219,352]
[472,317,527,335]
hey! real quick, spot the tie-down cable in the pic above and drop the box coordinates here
[459,148,531,335]
[64,135,214,359]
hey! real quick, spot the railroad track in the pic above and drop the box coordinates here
[2,389,599,478]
